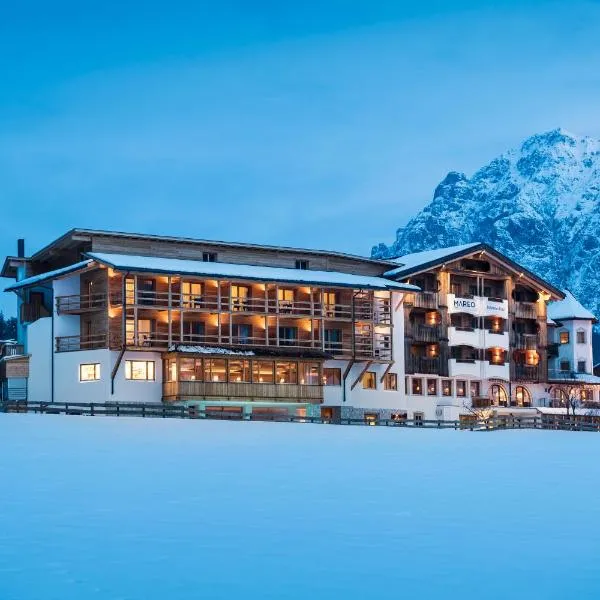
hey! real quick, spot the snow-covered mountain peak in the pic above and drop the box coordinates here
[373,129,600,321]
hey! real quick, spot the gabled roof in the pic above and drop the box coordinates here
[4,260,93,292]
[29,228,397,268]
[87,252,418,291]
[384,243,481,277]
[384,242,564,299]
[547,290,597,323]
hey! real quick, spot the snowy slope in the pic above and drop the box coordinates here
[373,129,600,320]
[2,414,600,599]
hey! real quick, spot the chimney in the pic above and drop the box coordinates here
[17,238,25,258]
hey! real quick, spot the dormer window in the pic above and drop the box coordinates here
[295,259,309,270]
[202,252,217,262]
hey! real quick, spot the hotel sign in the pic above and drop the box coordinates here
[448,294,508,318]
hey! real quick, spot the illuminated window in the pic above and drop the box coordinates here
[559,331,569,344]
[228,360,251,383]
[515,385,531,407]
[470,381,480,398]
[231,285,250,311]
[323,291,337,317]
[427,378,437,396]
[276,361,298,384]
[411,378,423,395]
[300,362,320,385]
[391,412,407,422]
[362,371,376,390]
[384,373,398,391]
[441,379,452,397]
[125,360,155,381]
[125,277,135,305]
[323,368,341,386]
[79,363,100,382]
[491,384,508,406]
[252,360,274,384]
[577,330,586,344]
[179,358,203,381]
[456,380,466,397]
[204,359,227,382]
[181,281,203,308]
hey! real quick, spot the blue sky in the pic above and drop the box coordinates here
[2,0,600,314]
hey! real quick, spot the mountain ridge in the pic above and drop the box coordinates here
[372,129,600,326]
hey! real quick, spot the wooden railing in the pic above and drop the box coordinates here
[405,291,439,309]
[514,301,538,319]
[512,364,541,381]
[5,401,600,432]
[408,323,444,342]
[511,332,539,350]
[56,293,107,314]
[0,344,24,358]
[163,381,323,403]
[20,303,50,323]
[55,333,118,352]
[405,356,442,375]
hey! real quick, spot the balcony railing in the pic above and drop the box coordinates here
[514,301,538,320]
[406,356,442,375]
[0,344,24,358]
[56,293,108,314]
[511,332,538,350]
[163,381,323,403]
[512,364,541,381]
[55,333,119,352]
[409,323,444,342]
[20,303,50,323]
[405,291,439,309]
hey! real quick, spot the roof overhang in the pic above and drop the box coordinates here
[386,243,564,300]
[1,256,30,280]
[86,252,418,292]
[29,228,398,268]
[4,259,95,292]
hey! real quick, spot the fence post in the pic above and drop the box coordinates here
[90,403,95,416]
[142,404,146,418]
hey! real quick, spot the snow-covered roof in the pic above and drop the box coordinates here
[384,243,483,278]
[548,372,600,385]
[87,252,418,291]
[537,407,600,416]
[4,260,93,292]
[168,345,255,356]
[547,290,597,322]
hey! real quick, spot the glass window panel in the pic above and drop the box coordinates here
[323,368,341,386]
[79,363,100,381]
[299,362,320,385]
[253,361,274,383]
[205,359,226,382]
[228,360,251,383]
[276,362,298,384]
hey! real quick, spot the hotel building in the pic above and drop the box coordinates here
[2,230,598,421]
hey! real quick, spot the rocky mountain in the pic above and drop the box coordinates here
[373,129,600,333]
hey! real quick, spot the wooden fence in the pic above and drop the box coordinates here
[2,401,600,432]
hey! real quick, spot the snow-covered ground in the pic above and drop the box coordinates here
[1,415,599,600]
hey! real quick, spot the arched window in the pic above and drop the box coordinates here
[491,384,508,406]
[552,388,569,406]
[514,385,531,407]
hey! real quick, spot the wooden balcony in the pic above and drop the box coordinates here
[163,380,323,404]
[514,301,538,320]
[20,303,50,323]
[56,292,107,314]
[405,356,442,375]
[511,332,538,350]
[0,344,24,358]
[408,323,444,343]
[405,291,439,309]
[55,333,120,352]
[512,364,541,382]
